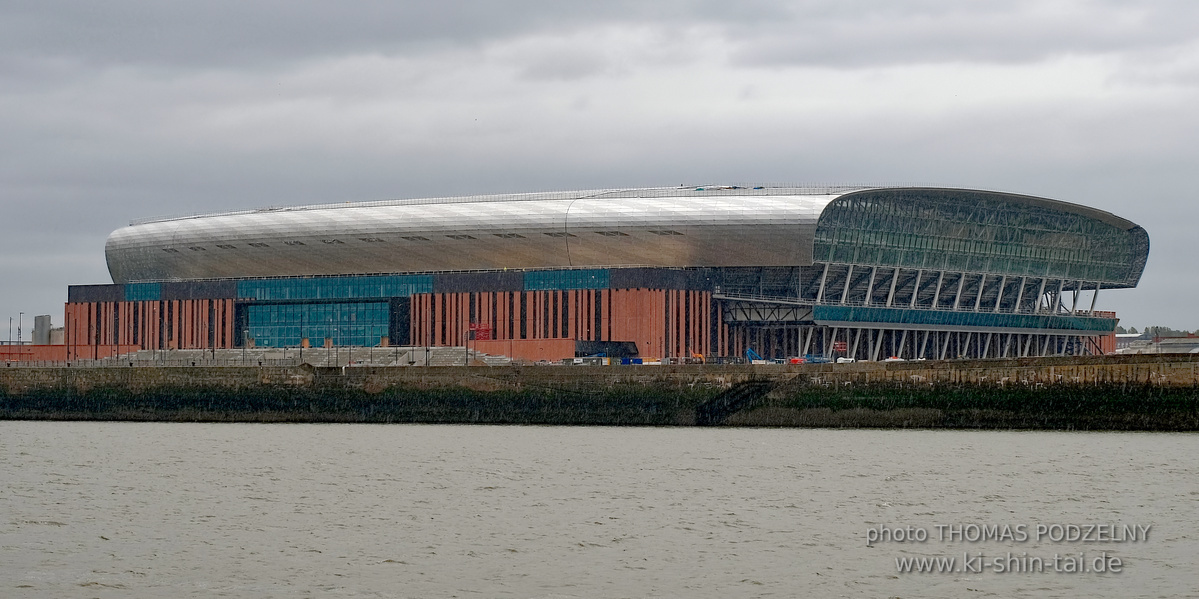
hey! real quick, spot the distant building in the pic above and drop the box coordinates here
[62,186,1149,361]
[1119,334,1199,355]
[1115,333,1143,351]
[32,315,52,345]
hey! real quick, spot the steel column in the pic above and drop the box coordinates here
[932,271,946,309]
[993,275,1007,313]
[841,265,854,305]
[866,267,877,306]
[952,273,966,311]
[1012,276,1027,313]
[886,267,900,307]
[816,263,829,303]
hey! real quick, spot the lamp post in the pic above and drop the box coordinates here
[242,329,248,365]
[18,312,23,346]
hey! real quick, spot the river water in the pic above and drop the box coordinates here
[1,422,1196,598]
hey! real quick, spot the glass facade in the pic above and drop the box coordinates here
[814,189,1149,287]
[124,282,162,301]
[524,269,610,291]
[237,275,432,301]
[814,305,1118,333]
[246,302,390,348]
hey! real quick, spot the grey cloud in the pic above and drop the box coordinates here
[13,0,1197,74]
[0,1,784,70]
[516,47,614,81]
[727,1,1199,68]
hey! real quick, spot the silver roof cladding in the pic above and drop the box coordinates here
[106,187,844,283]
[104,185,1148,285]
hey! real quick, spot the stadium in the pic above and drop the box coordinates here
[65,185,1149,363]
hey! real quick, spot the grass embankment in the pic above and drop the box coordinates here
[3,381,1197,430]
[732,383,1199,430]
[0,384,714,426]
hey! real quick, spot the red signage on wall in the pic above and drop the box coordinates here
[470,322,492,341]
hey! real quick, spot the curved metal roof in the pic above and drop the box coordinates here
[104,185,1149,287]
[106,186,849,283]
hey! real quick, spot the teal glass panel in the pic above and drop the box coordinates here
[237,274,432,301]
[246,301,390,347]
[524,269,610,290]
[125,282,161,301]
[813,189,1150,287]
[813,305,1117,333]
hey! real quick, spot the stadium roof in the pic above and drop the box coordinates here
[105,185,1149,288]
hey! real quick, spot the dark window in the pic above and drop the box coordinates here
[594,290,602,341]
[493,233,526,239]
[685,291,691,351]
[551,291,559,339]
[321,239,344,245]
[401,236,430,242]
[663,291,670,356]
[446,234,476,240]
[607,289,613,341]
[594,231,629,237]
[560,290,569,338]
[543,232,576,238]
[490,292,498,339]
[439,294,447,345]
[519,293,527,339]
[215,244,237,249]
[188,246,207,251]
[508,292,515,339]
[248,243,270,248]
[284,240,305,246]
[648,230,684,236]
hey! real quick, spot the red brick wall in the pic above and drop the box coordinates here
[64,299,236,355]
[409,289,712,361]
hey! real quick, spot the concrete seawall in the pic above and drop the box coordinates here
[2,354,1197,429]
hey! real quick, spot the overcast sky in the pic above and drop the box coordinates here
[2,0,1197,336]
